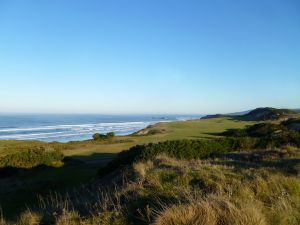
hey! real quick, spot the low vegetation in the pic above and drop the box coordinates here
[92,132,115,141]
[0,147,63,169]
[99,129,300,176]
[222,122,300,148]
[2,150,299,225]
[98,138,256,176]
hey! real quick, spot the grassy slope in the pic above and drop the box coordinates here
[130,153,300,225]
[5,151,300,225]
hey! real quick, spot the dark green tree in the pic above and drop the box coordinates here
[106,132,115,139]
[92,133,106,141]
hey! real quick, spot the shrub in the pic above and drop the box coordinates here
[222,123,300,148]
[98,138,261,176]
[93,133,107,141]
[0,147,64,169]
[93,132,115,141]
[106,132,115,139]
[98,130,300,177]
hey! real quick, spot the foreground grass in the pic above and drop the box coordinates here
[2,150,299,225]
[131,153,300,225]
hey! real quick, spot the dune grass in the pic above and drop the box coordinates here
[2,150,299,225]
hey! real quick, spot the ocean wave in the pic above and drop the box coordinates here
[0,115,201,142]
[0,121,160,141]
[0,132,95,140]
[0,121,149,133]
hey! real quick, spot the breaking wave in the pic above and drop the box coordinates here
[0,114,202,142]
[0,121,162,142]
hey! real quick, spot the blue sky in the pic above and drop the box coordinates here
[0,0,299,114]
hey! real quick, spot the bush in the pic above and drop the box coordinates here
[106,132,115,139]
[222,123,300,148]
[98,129,300,177]
[93,132,115,141]
[0,147,64,168]
[93,133,107,141]
[98,137,261,176]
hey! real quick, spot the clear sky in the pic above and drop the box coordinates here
[0,0,299,114]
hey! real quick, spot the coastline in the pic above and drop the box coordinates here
[0,114,203,143]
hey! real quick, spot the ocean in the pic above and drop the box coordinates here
[0,114,202,142]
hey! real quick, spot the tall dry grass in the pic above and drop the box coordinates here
[2,151,300,225]
[154,197,266,225]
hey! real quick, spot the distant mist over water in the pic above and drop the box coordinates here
[0,114,203,142]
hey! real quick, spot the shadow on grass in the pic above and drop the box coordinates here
[0,152,117,220]
[188,135,220,139]
[201,115,252,121]
[201,126,250,137]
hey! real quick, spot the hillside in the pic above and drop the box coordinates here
[238,107,298,121]
[202,107,299,121]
